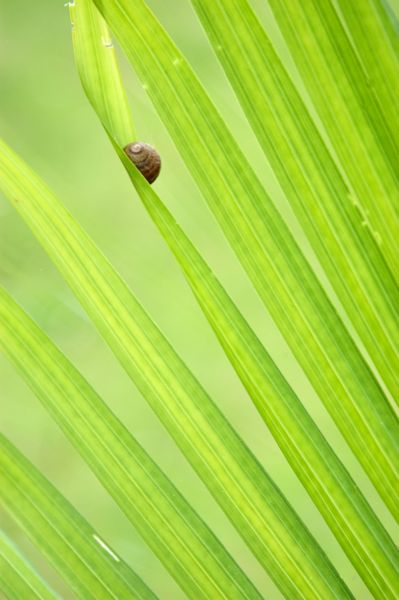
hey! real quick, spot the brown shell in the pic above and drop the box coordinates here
[123,142,161,184]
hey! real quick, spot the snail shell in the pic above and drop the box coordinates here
[124,142,161,184]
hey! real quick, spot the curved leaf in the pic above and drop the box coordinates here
[92,0,399,524]
[0,148,354,598]
[67,2,399,597]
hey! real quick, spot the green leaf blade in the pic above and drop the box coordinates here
[71,0,135,146]
[91,0,399,523]
[0,436,157,600]
[68,3,399,597]
[336,0,399,137]
[190,0,399,403]
[0,531,59,600]
[267,0,399,280]
[0,287,263,600]
[0,138,354,599]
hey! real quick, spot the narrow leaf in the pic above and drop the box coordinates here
[0,152,353,598]
[68,2,399,597]
[267,0,399,279]
[336,0,399,137]
[0,530,59,600]
[92,0,399,522]
[0,436,156,600]
[0,287,262,600]
[190,0,399,403]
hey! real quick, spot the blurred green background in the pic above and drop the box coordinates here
[1,1,397,598]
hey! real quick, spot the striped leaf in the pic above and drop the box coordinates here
[0,530,59,600]
[0,143,352,598]
[92,0,399,523]
[67,2,399,597]
[267,0,399,278]
[190,0,399,403]
[0,436,156,600]
[0,286,262,600]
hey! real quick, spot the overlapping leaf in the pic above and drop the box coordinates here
[0,287,263,600]
[0,135,355,598]
[267,0,399,278]
[67,2,399,597]
[0,434,156,600]
[1,0,398,598]
[191,0,399,403]
[92,0,399,524]
[0,531,59,600]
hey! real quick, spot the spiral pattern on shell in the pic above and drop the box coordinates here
[123,142,161,184]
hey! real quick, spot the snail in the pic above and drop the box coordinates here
[123,142,161,184]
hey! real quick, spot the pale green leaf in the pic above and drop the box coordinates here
[190,0,399,404]
[0,287,262,600]
[92,0,399,523]
[0,142,353,599]
[68,2,399,597]
[336,0,399,137]
[0,530,59,600]
[267,0,399,279]
[0,436,156,600]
